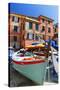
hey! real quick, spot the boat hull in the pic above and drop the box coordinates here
[12,61,47,85]
[51,47,58,74]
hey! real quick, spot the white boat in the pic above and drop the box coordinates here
[50,47,58,74]
[12,50,48,84]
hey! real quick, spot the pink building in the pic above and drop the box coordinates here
[38,15,54,40]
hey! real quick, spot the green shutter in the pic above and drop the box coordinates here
[29,22,32,29]
[36,24,38,30]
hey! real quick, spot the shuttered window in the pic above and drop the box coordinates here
[29,22,32,29]
[36,23,38,30]
[48,27,51,33]
[12,16,19,22]
[14,26,18,32]
[41,26,45,32]
[27,33,33,40]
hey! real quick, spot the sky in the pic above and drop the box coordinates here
[9,3,58,23]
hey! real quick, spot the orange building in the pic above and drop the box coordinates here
[8,13,54,49]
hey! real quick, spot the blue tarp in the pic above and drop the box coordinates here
[45,40,58,50]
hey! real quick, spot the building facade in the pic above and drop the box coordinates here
[53,23,58,35]
[8,13,54,49]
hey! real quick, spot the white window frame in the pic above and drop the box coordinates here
[14,16,19,23]
[29,33,33,39]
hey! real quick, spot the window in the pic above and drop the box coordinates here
[14,26,18,32]
[36,23,38,30]
[14,36,17,41]
[27,33,33,39]
[35,34,39,40]
[12,16,19,22]
[14,17,19,23]
[48,27,51,33]
[42,19,45,22]
[32,34,34,40]
[41,26,45,32]
[55,28,56,32]
[48,21,50,24]
[29,33,32,39]
[12,16,14,21]
[27,33,29,39]
[25,22,29,30]
[29,22,32,29]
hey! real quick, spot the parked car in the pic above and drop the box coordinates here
[8,47,15,63]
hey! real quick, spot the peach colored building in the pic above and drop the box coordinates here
[8,13,54,49]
